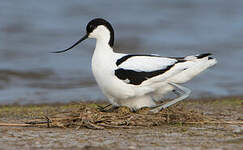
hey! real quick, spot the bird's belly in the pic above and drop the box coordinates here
[92,61,134,101]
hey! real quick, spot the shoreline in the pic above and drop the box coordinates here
[1,95,242,106]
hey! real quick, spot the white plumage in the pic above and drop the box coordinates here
[53,18,217,112]
[117,56,176,72]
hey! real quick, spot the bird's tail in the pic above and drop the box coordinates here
[168,53,217,83]
[152,53,217,101]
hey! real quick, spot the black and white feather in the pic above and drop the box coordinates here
[115,55,182,85]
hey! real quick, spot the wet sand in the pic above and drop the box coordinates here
[0,125,242,150]
[0,97,242,150]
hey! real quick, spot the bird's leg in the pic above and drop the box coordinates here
[172,89,181,96]
[97,104,111,111]
[104,106,120,112]
[150,83,191,113]
[97,104,119,112]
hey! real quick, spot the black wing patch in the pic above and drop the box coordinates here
[116,54,160,66]
[196,53,212,59]
[115,64,175,85]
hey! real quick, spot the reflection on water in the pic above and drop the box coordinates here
[1,0,243,104]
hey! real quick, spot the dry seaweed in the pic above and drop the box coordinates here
[1,98,242,129]
[22,104,215,129]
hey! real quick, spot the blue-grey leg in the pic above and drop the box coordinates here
[150,83,191,113]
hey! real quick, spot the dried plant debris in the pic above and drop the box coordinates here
[23,103,213,129]
[1,97,242,129]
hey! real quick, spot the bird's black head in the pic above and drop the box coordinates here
[86,18,114,47]
[51,18,114,53]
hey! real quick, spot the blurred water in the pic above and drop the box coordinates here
[0,0,243,104]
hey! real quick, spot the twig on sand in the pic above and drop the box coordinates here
[43,115,51,128]
[98,123,138,129]
[0,123,32,127]
[82,120,104,130]
[184,120,243,125]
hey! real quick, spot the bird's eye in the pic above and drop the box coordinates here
[87,24,96,33]
[90,25,95,30]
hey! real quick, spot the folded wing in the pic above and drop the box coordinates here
[114,54,183,85]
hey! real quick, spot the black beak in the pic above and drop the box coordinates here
[51,34,88,53]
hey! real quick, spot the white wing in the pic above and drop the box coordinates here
[117,55,177,72]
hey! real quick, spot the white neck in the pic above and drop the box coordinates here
[96,33,110,46]
[94,39,113,55]
[94,33,113,54]
[89,25,113,53]
[92,33,114,76]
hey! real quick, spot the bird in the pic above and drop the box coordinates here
[52,18,217,113]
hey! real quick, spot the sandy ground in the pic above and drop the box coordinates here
[0,97,242,150]
[0,125,243,150]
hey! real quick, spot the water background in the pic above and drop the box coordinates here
[1,0,243,104]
